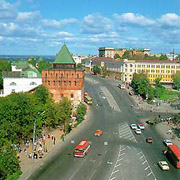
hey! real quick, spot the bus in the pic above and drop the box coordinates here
[74,140,90,157]
[84,95,92,105]
[166,145,180,168]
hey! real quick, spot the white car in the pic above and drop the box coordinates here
[130,124,137,130]
[138,124,145,130]
[135,129,142,135]
[158,161,170,170]
[163,139,173,146]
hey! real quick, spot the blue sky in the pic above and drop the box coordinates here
[0,0,180,55]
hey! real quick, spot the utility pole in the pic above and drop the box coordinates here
[32,111,45,160]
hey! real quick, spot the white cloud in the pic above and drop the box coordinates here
[0,0,18,20]
[81,13,113,34]
[113,13,155,27]
[15,11,41,24]
[42,18,77,29]
[158,13,180,27]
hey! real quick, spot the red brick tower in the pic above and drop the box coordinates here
[42,44,84,106]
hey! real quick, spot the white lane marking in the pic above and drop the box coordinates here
[127,146,132,149]
[112,169,119,174]
[115,163,121,168]
[147,171,152,176]
[69,160,86,180]
[119,152,125,156]
[117,157,123,161]
[109,177,116,180]
[89,169,97,180]
[98,160,102,167]
[145,166,150,170]
[139,155,144,159]
[142,160,147,164]
[138,151,143,155]
[105,150,107,154]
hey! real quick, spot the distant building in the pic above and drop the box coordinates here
[98,47,150,58]
[2,63,42,96]
[121,59,180,83]
[42,44,84,106]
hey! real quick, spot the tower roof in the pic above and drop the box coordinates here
[53,44,75,64]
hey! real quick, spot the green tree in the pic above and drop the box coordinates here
[102,66,108,78]
[159,54,168,60]
[58,97,72,134]
[175,54,180,60]
[0,142,21,180]
[34,85,50,104]
[154,77,162,88]
[114,53,120,59]
[122,51,130,59]
[76,103,87,124]
[77,63,83,68]
[93,65,100,75]
[173,71,180,90]
[0,59,11,89]
[37,60,51,73]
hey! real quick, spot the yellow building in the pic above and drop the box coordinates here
[121,60,180,84]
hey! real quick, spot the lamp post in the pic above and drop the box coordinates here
[32,111,45,160]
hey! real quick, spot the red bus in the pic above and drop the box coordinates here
[167,145,180,168]
[74,140,90,157]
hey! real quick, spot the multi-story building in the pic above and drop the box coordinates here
[121,60,180,83]
[99,47,150,58]
[42,44,84,106]
[2,63,42,96]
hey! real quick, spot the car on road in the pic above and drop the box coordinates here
[146,137,153,143]
[163,139,173,146]
[158,161,170,170]
[94,129,103,137]
[130,124,137,130]
[138,124,145,130]
[135,128,141,135]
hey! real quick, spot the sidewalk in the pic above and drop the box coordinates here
[19,106,91,180]
[125,86,180,114]
[156,122,180,147]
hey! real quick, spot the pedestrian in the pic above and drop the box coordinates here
[52,133,54,140]
[54,137,56,145]
[24,149,28,156]
[62,135,65,142]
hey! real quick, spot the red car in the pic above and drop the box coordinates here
[146,137,153,143]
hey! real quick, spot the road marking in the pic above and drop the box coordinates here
[119,152,125,156]
[138,151,143,155]
[147,171,152,176]
[109,177,116,180]
[112,169,119,174]
[145,166,150,170]
[127,146,132,149]
[142,160,147,164]
[89,169,97,180]
[115,163,121,168]
[105,150,107,154]
[98,160,102,166]
[139,155,144,159]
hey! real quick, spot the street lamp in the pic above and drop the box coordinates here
[32,111,45,160]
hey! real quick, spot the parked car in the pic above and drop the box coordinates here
[135,129,141,135]
[138,124,145,130]
[94,129,103,137]
[146,137,153,143]
[130,124,137,130]
[163,139,173,146]
[158,161,170,170]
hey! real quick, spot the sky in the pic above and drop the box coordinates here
[0,0,180,55]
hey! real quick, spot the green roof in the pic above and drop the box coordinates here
[53,44,75,64]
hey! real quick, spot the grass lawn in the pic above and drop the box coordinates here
[158,89,180,101]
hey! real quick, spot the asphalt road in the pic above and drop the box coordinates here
[28,74,180,180]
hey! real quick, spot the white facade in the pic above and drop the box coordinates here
[2,77,42,96]
[11,65,22,72]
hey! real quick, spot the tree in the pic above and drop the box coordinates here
[58,97,72,134]
[131,72,153,100]
[159,54,168,60]
[154,77,162,88]
[175,54,180,60]
[93,65,100,75]
[102,66,108,78]
[37,61,51,73]
[34,85,50,104]
[114,53,120,59]
[122,51,130,59]
[76,103,87,124]
[173,71,180,90]
[0,59,11,89]
[77,63,83,68]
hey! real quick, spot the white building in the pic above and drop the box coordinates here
[1,63,42,97]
